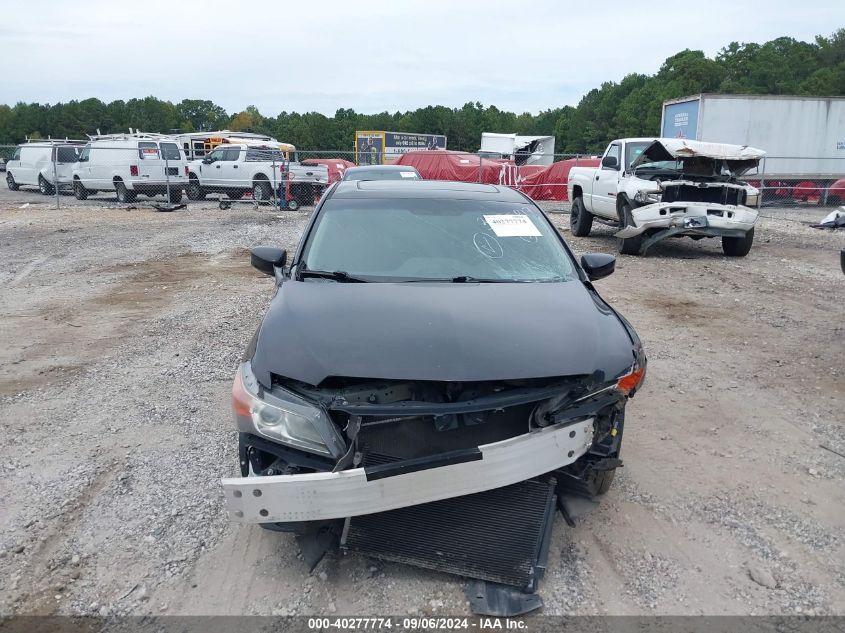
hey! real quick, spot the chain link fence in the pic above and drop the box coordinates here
[2,140,843,213]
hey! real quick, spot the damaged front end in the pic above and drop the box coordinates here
[222,359,645,525]
[618,139,763,254]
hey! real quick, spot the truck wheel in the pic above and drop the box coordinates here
[569,197,594,237]
[252,179,271,202]
[73,179,89,200]
[168,189,183,204]
[617,203,644,255]
[722,227,754,257]
[115,180,137,203]
[6,173,19,191]
[38,175,55,196]
[187,176,205,200]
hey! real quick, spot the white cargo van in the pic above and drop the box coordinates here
[5,141,85,194]
[71,134,188,203]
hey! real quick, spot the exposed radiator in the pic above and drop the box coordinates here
[342,479,555,590]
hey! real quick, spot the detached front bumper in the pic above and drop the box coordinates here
[222,418,595,523]
[616,202,758,239]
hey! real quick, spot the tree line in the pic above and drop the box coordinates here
[0,30,842,154]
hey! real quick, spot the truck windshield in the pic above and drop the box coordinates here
[625,142,651,170]
[301,198,576,283]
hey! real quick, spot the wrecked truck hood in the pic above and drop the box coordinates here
[250,280,636,387]
[631,139,765,175]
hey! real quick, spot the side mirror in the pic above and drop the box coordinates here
[251,246,287,276]
[601,155,619,169]
[581,253,616,281]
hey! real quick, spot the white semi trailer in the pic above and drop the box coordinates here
[661,94,845,202]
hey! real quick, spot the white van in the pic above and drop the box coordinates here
[71,135,188,203]
[6,141,85,194]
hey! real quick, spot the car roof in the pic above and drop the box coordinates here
[329,179,529,201]
[345,165,417,171]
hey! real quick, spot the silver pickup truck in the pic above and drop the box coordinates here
[567,138,763,256]
[187,144,329,205]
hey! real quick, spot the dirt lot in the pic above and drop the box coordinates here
[1,186,843,618]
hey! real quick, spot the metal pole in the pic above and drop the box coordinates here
[165,152,171,203]
[758,156,765,210]
[53,149,60,209]
[272,153,277,209]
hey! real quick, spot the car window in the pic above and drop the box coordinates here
[77,145,90,162]
[223,148,242,161]
[56,146,81,163]
[12,147,21,161]
[160,142,181,161]
[301,198,576,283]
[138,141,160,160]
[206,148,225,162]
[604,144,621,169]
[246,147,285,162]
[345,169,420,181]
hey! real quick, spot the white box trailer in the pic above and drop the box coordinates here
[661,94,845,180]
[480,133,555,166]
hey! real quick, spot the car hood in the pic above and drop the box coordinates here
[631,139,765,176]
[251,280,637,387]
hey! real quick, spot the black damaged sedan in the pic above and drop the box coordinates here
[223,180,646,598]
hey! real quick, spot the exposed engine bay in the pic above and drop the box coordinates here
[260,374,626,473]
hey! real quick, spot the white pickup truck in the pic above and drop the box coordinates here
[187,144,329,206]
[567,138,763,256]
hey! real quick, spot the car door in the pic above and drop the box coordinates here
[592,142,622,218]
[17,147,37,185]
[200,148,226,187]
[137,141,163,184]
[74,144,92,188]
[218,147,244,189]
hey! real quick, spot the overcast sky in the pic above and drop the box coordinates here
[1,1,841,116]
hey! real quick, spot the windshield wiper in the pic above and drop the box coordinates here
[450,276,511,283]
[299,269,368,283]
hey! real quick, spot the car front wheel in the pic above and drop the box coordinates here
[187,177,205,200]
[73,179,88,200]
[616,203,644,255]
[722,227,754,257]
[6,173,19,191]
[39,175,55,196]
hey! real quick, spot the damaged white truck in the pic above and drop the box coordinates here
[568,138,764,256]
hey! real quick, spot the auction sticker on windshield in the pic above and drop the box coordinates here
[483,214,542,237]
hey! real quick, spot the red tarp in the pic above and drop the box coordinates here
[302,158,356,184]
[393,150,599,201]
[517,157,601,201]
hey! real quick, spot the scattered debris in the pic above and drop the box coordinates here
[748,563,778,589]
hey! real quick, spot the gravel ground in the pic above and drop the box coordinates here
[0,185,843,618]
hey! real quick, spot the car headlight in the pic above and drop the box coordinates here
[745,187,760,207]
[232,362,344,457]
[634,190,662,204]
